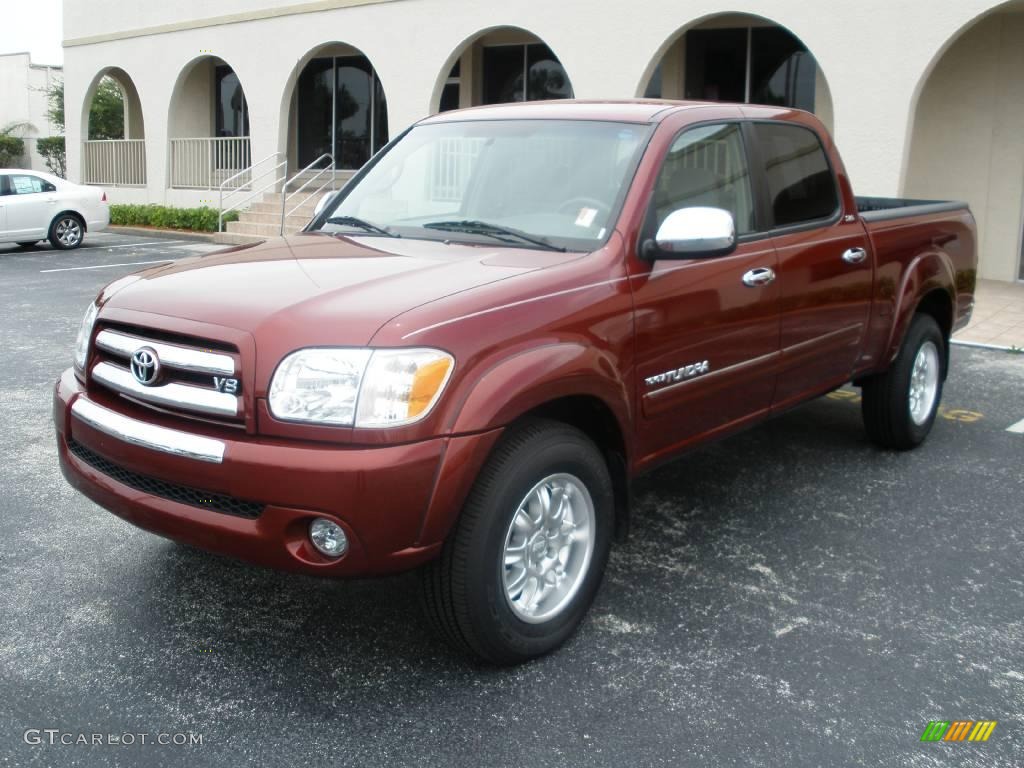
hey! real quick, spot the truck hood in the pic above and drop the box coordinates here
[102,233,575,345]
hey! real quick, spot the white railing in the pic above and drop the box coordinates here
[219,153,288,232]
[430,137,484,202]
[281,154,337,234]
[83,140,147,187]
[170,137,253,190]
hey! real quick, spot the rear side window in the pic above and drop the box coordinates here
[9,175,55,194]
[753,123,838,227]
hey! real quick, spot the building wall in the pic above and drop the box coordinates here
[0,52,62,172]
[905,10,1024,282]
[60,0,1024,279]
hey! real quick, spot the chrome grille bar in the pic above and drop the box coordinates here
[71,398,225,463]
[92,361,239,417]
[95,329,235,376]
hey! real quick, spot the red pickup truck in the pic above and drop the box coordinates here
[55,101,977,664]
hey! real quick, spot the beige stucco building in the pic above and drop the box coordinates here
[61,0,1024,282]
[0,52,62,171]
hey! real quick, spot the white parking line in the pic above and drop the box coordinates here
[1007,418,1024,434]
[40,259,175,274]
[86,241,184,249]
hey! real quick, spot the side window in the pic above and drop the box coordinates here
[652,123,755,235]
[9,175,48,195]
[753,123,839,227]
[0,175,9,196]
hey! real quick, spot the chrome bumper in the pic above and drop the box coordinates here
[70,397,226,464]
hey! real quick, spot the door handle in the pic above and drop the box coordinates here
[742,267,776,287]
[842,247,868,265]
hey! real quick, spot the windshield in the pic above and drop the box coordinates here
[316,119,652,251]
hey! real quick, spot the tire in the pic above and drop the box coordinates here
[49,214,84,250]
[420,418,614,665]
[861,314,945,450]
[16,241,40,249]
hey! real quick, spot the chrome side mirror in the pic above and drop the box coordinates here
[314,191,335,218]
[644,207,737,260]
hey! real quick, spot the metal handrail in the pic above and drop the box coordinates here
[280,154,337,234]
[218,152,288,233]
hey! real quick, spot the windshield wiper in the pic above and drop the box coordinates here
[422,220,566,252]
[324,216,399,238]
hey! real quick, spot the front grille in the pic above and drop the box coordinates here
[68,439,264,519]
[90,325,243,424]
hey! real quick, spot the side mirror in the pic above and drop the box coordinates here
[314,191,335,218]
[643,207,737,260]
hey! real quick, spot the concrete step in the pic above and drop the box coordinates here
[212,231,266,245]
[245,200,319,217]
[235,211,313,228]
[226,221,290,238]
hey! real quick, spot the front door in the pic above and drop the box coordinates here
[4,173,56,241]
[749,122,873,409]
[630,121,780,468]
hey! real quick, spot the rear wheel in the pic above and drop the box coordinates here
[420,418,613,665]
[49,215,84,250]
[861,314,945,449]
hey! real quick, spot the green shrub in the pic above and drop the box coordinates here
[0,134,25,168]
[36,136,66,178]
[109,204,239,232]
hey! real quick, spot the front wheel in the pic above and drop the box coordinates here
[420,418,613,665]
[861,313,945,449]
[49,215,84,250]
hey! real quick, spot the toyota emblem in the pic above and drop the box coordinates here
[130,347,161,386]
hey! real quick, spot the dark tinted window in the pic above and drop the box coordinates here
[483,44,573,104]
[652,123,755,235]
[753,123,838,227]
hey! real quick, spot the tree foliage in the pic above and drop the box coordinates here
[36,136,66,178]
[88,77,126,140]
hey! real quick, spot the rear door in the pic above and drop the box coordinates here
[629,120,780,467]
[750,121,873,410]
[4,174,57,240]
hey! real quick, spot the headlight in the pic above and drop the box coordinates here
[356,348,455,427]
[268,348,372,426]
[268,347,454,428]
[73,301,100,371]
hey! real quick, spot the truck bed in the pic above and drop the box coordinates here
[856,196,970,223]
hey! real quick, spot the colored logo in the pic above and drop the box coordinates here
[920,721,997,742]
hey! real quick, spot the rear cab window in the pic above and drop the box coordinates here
[752,123,839,228]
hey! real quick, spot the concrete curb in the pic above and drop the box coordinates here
[951,338,1018,352]
[107,226,218,243]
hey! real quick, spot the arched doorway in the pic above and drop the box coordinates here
[80,67,146,186]
[904,3,1024,282]
[638,13,833,134]
[431,27,574,113]
[168,56,251,189]
[283,43,388,174]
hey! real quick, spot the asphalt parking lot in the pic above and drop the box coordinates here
[1,232,1022,767]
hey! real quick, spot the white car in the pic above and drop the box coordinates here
[0,170,109,250]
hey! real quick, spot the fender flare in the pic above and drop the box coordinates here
[448,342,632,441]
[884,250,955,365]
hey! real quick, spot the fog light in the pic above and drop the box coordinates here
[309,518,348,558]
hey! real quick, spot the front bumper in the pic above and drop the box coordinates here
[54,368,501,576]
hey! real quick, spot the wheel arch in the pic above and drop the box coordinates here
[51,209,88,233]
[884,252,955,372]
[421,343,634,546]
